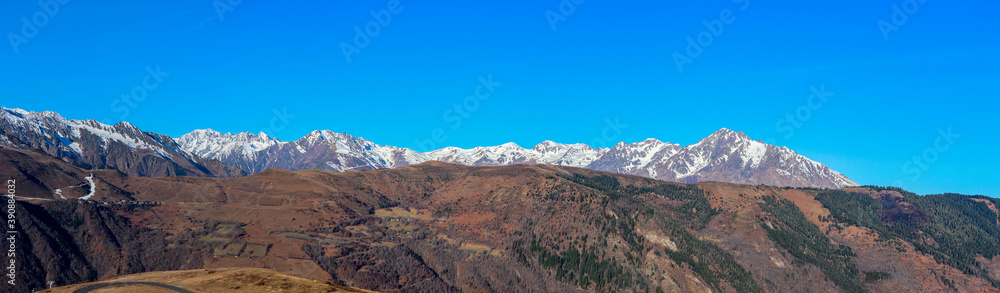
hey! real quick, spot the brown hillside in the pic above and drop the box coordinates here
[6,157,1000,293]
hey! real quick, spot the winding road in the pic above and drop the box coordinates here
[73,281,195,293]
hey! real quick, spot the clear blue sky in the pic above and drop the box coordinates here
[2,0,998,196]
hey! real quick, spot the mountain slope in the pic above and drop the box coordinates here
[0,108,243,178]
[6,154,998,293]
[179,128,856,188]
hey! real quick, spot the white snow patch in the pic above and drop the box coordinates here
[68,142,83,154]
[79,174,96,200]
[740,140,767,168]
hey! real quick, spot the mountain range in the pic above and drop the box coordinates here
[0,107,857,189]
[177,128,858,189]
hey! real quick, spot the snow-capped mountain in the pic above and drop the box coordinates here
[0,107,243,178]
[174,129,285,173]
[586,138,681,178]
[177,129,428,173]
[423,141,604,167]
[178,128,858,188]
[652,129,858,188]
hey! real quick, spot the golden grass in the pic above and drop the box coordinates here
[47,267,377,293]
[374,207,436,221]
[241,244,268,258]
[459,242,491,253]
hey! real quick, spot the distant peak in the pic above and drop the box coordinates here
[712,128,736,135]
[498,142,521,148]
[304,130,329,141]
[708,128,750,139]
[186,129,221,136]
[531,140,559,150]
[302,130,358,142]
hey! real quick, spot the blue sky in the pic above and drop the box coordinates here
[2,0,998,196]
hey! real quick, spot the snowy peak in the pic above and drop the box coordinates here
[656,130,855,188]
[424,143,531,166]
[176,129,282,161]
[420,140,605,168]
[531,140,561,152]
[586,138,680,175]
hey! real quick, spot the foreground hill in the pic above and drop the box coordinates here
[44,267,375,293]
[5,149,998,292]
